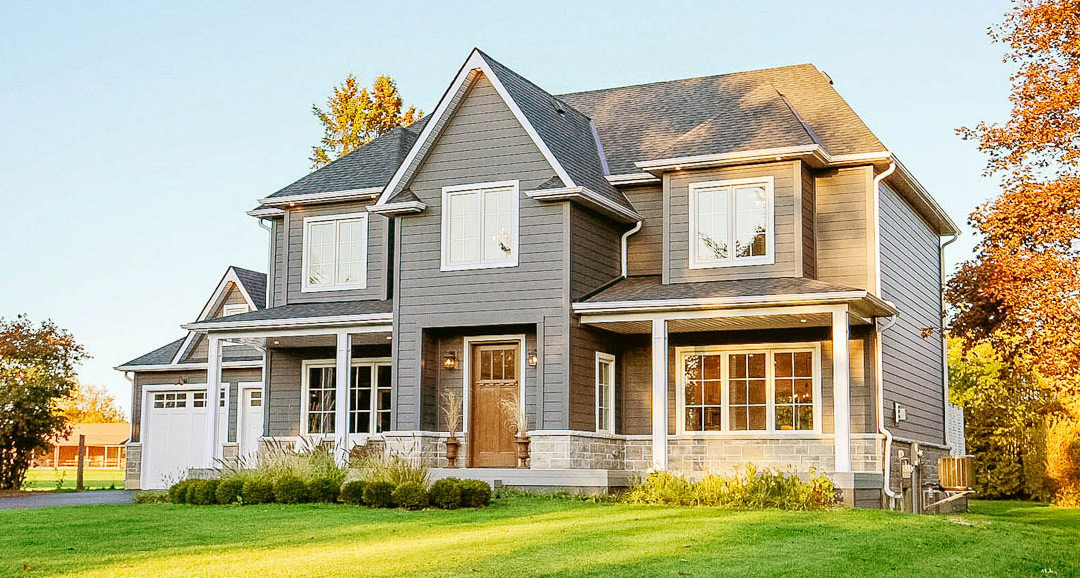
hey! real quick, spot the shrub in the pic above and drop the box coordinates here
[459,479,492,508]
[167,479,194,504]
[363,481,396,508]
[216,477,245,505]
[626,465,835,510]
[340,481,367,505]
[242,478,274,505]
[254,438,348,486]
[134,491,169,504]
[428,478,463,509]
[1047,416,1080,506]
[273,475,310,504]
[392,481,429,510]
[307,477,341,503]
[191,479,220,505]
[352,454,430,487]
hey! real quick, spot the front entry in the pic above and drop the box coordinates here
[468,343,519,467]
[238,385,264,461]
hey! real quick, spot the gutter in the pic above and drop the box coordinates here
[182,312,394,332]
[574,290,897,316]
[621,221,643,277]
[872,162,897,295]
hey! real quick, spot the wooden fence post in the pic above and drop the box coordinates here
[76,434,85,491]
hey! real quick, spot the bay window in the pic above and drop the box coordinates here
[678,344,820,434]
[441,180,519,271]
[302,213,368,292]
[689,177,774,268]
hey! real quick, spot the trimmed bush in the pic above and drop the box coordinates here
[340,481,367,505]
[307,477,341,503]
[216,477,245,505]
[134,490,169,504]
[428,478,463,509]
[273,475,310,504]
[363,481,396,508]
[242,478,274,505]
[167,479,194,504]
[626,465,836,510]
[191,479,220,505]
[392,481,428,510]
[459,479,492,508]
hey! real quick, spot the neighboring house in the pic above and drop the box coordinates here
[119,49,963,507]
[33,423,130,469]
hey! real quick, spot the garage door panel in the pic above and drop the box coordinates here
[143,389,211,489]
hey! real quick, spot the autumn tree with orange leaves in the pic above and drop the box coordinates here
[949,0,1080,505]
[309,75,422,169]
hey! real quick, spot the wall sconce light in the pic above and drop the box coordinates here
[443,351,457,370]
[528,350,538,367]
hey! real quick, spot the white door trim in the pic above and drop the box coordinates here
[461,334,527,435]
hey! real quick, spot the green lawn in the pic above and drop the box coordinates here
[2,497,1077,578]
[22,468,125,491]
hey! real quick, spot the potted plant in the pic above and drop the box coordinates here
[498,394,530,468]
[440,390,463,467]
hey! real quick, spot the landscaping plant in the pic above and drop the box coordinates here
[273,475,310,504]
[307,477,341,503]
[428,478,463,509]
[352,453,429,488]
[626,465,836,510]
[363,481,396,508]
[215,478,245,505]
[191,479,220,506]
[241,478,274,505]
[339,481,367,505]
[459,479,492,508]
[392,481,429,510]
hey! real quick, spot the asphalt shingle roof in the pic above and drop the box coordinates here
[581,275,860,303]
[232,267,267,310]
[188,299,392,327]
[558,63,886,175]
[120,337,186,367]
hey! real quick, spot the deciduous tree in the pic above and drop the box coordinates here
[0,316,87,490]
[309,74,422,168]
[58,383,125,424]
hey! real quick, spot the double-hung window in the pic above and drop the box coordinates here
[302,213,368,292]
[595,353,616,433]
[678,344,820,434]
[689,177,774,268]
[441,180,519,271]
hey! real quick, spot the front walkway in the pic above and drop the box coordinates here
[0,490,135,509]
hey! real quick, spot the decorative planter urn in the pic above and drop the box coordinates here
[513,436,530,468]
[444,436,461,467]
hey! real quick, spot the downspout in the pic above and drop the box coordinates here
[940,232,960,453]
[621,220,643,278]
[257,219,272,307]
[871,162,901,506]
[123,371,136,442]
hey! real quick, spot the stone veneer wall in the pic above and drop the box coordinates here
[125,443,142,490]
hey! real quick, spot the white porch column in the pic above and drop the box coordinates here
[334,332,351,456]
[831,308,852,473]
[205,335,222,466]
[651,318,669,470]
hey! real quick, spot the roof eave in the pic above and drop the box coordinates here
[182,312,394,333]
[573,290,897,317]
[524,186,642,223]
[366,201,427,216]
[258,187,383,208]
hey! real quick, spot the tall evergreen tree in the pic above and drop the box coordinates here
[309,75,422,169]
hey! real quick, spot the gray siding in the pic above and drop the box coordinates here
[131,368,261,444]
[569,204,622,300]
[392,73,570,430]
[567,322,622,431]
[815,166,872,289]
[665,161,799,283]
[624,185,663,276]
[270,217,285,307]
[879,183,945,444]
[801,163,817,278]
[281,201,388,304]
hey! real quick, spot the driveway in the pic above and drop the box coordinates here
[0,490,135,509]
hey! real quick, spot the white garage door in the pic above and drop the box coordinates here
[142,388,225,489]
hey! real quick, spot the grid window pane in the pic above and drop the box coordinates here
[448,191,481,265]
[728,353,767,431]
[336,219,366,285]
[774,351,814,431]
[376,365,392,433]
[684,354,723,432]
[306,222,335,286]
[483,187,515,262]
[734,186,768,258]
[695,187,729,262]
[307,366,336,434]
[597,356,614,432]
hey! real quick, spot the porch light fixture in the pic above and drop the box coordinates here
[443,351,457,370]
[528,350,538,367]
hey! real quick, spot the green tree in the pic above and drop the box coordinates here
[309,74,422,169]
[58,383,125,424]
[0,316,87,490]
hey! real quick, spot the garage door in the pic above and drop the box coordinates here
[142,388,225,489]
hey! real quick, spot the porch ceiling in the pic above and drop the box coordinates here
[585,312,848,334]
[238,331,393,350]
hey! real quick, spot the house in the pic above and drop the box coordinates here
[118,49,963,507]
[33,423,130,469]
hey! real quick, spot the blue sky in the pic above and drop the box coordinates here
[0,1,1012,414]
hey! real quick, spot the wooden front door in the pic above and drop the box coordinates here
[468,343,519,468]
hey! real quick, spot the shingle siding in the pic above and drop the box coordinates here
[879,184,945,444]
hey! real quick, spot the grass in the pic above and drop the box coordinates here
[1,497,1077,577]
[21,469,125,491]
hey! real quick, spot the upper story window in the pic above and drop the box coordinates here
[689,177,774,268]
[302,213,368,292]
[441,180,519,271]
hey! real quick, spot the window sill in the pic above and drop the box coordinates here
[688,257,775,270]
[440,260,518,272]
[300,283,368,293]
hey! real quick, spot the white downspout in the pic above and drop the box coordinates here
[257,218,272,307]
[872,162,901,506]
[621,221,643,278]
[940,232,960,453]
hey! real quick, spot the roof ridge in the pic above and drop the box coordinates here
[555,63,819,98]
[477,50,595,122]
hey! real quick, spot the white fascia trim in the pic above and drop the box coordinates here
[113,360,264,372]
[172,267,262,364]
[247,207,285,217]
[524,186,642,223]
[377,49,576,206]
[606,172,661,186]
[890,156,961,235]
[366,201,426,215]
[181,312,393,332]
[259,187,383,207]
[573,291,897,315]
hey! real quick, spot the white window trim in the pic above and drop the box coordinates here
[595,352,616,434]
[688,176,775,269]
[300,358,392,440]
[674,342,821,436]
[301,212,369,293]
[440,180,520,272]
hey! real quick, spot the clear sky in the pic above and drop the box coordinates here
[0,1,1013,415]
